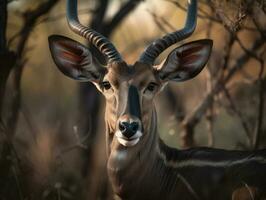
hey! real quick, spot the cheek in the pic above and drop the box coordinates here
[104,89,115,99]
[105,97,118,130]
[142,89,157,100]
[106,95,118,113]
[141,97,154,130]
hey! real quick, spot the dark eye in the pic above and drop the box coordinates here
[102,81,111,90]
[146,82,157,92]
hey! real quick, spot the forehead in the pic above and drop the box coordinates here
[106,62,157,85]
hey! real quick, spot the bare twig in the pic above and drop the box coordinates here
[253,59,265,149]
[205,68,215,147]
[249,3,266,40]
[166,0,222,23]
[234,35,261,61]
[38,8,96,25]
[222,86,252,147]
[224,40,264,83]
[12,166,23,200]
[56,126,89,160]
[147,10,169,34]
[242,181,255,200]
[55,182,62,200]
[205,15,215,147]
[177,173,200,200]
[215,5,247,32]
[20,103,39,145]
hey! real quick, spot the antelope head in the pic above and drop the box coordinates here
[48,0,212,152]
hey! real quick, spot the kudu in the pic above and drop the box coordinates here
[48,0,266,199]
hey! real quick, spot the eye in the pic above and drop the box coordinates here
[145,82,157,92]
[101,81,112,90]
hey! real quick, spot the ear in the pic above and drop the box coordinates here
[48,35,106,82]
[155,39,213,82]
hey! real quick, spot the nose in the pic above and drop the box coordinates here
[119,121,139,138]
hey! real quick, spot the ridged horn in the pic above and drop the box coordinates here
[66,0,123,64]
[139,0,197,65]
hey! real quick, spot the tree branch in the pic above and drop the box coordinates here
[6,0,59,137]
[180,37,265,148]
[148,10,173,34]
[17,0,59,57]
[0,0,7,53]
[0,0,16,119]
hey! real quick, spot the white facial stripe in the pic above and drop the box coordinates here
[115,130,143,147]
[157,147,266,169]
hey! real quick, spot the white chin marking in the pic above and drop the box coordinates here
[117,137,140,147]
[115,130,142,147]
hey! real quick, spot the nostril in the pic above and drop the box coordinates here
[119,122,126,132]
[130,122,139,132]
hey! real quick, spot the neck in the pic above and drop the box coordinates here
[106,108,162,198]
[105,108,197,199]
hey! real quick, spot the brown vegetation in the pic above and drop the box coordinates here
[0,0,265,199]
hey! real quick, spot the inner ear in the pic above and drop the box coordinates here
[155,39,213,82]
[48,35,106,82]
[59,42,86,64]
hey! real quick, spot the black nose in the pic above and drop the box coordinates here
[119,121,139,138]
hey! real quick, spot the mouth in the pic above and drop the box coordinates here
[115,131,142,147]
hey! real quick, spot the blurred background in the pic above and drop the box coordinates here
[0,0,265,199]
